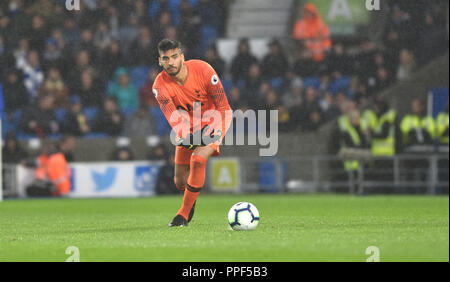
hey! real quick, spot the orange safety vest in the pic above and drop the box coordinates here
[35,152,71,195]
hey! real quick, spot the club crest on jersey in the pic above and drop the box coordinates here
[211,74,219,86]
[152,88,158,98]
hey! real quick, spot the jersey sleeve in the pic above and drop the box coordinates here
[202,62,232,143]
[153,80,190,138]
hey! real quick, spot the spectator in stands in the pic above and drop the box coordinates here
[129,26,157,66]
[281,76,303,109]
[327,42,351,78]
[292,42,320,78]
[396,49,415,82]
[2,68,28,112]
[230,38,258,84]
[68,49,95,94]
[38,67,70,108]
[98,40,124,80]
[400,98,435,151]
[19,94,60,138]
[153,10,173,44]
[76,69,105,108]
[320,92,341,122]
[139,68,159,108]
[61,16,80,45]
[155,154,181,195]
[28,15,47,53]
[16,49,44,100]
[108,67,139,111]
[261,39,289,81]
[93,21,113,53]
[61,96,91,137]
[148,143,169,161]
[178,0,202,58]
[92,97,125,136]
[292,2,332,62]
[300,86,323,132]
[110,146,135,161]
[417,10,448,66]
[117,14,140,55]
[243,62,263,107]
[75,29,97,62]
[367,66,392,95]
[123,106,157,137]
[1,133,29,164]
[0,13,16,51]
[228,86,242,110]
[42,37,64,71]
[203,44,225,78]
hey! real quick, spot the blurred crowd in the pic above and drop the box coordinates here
[0,0,448,142]
[0,0,228,139]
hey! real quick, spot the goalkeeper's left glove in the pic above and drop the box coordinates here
[176,125,222,150]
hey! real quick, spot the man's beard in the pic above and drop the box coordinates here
[166,63,182,77]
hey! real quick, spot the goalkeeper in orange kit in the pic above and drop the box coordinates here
[152,39,232,227]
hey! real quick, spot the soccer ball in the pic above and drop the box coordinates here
[228,202,260,231]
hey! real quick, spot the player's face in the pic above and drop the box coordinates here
[159,49,184,76]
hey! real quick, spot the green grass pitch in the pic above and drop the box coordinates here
[0,194,448,262]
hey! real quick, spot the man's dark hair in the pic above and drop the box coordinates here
[158,39,182,55]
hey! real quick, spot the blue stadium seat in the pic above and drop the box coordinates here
[83,107,99,123]
[270,77,284,90]
[122,108,137,117]
[201,25,218,55]
[221,79,233,94]
[84,132,109,139]
[303,77,320,89]
[150,107,171,136]
[55,108,68,122]
[328,76,351,94]
[130,66,150,90]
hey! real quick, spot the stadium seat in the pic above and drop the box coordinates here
[270,77,284,90]
[221,79,233,94]
[328,76,351,94]
[150,107,171,136]
[84,132,109,139]
[201,25,218,55]
[55,108,68,123]
[83,107,99,123]
[130,66,150,90]
[303,77,320,90]
[122,108,137,117]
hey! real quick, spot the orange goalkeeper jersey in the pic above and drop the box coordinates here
[152,60,232,142]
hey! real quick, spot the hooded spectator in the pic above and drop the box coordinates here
[293,3,332,62]
[108,67,139,111]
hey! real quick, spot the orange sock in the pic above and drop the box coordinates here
[177,155,207,220]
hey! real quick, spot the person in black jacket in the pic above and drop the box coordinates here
[230,38,258,84]
[92,97,124,136]
[2,68,28,112]
[2,133,29,164]
[19,95,60,138]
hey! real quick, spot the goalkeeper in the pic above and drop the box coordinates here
[152,39,232,227]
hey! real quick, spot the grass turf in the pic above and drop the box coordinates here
[0,194,448,262]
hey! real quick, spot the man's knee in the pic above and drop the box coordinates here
[174,176,187,191]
